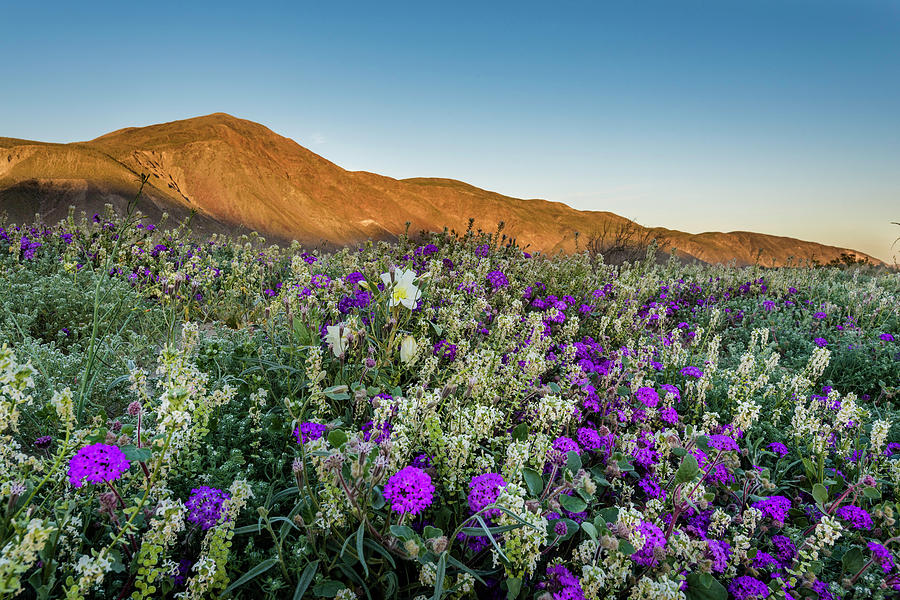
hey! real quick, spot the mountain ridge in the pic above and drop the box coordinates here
[0,113,880,266]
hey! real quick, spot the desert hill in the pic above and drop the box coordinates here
[0,113,879,266]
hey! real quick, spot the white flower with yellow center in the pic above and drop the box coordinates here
[381,268,422,309]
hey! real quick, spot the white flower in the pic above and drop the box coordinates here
[399,335,418,364]
[381,268,422,309]
[324,323,350,358]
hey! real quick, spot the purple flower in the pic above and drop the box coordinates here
[185,486,231,530]
[706,539,732,573]
[383,466,434,515]
[660,407,679,424]
[433,340,457,361]
[813,311,827,319]
[728,575,770,599]
[548,436,580,465]
[880,333,895,342]
[34,435,52,449]
[467,473,507,518]
[752,495,792,526]
[768,442,789,457]
[68,444,130,488]
[813,337,828,347]
[576,427,604,450]
[540,564,586,600]
[771,535,796,564]
[486,270,509,290]
[635,386,659,408]
[293,422,327,444]
[680,366,703,378]
[707,434,739,452]
[868,541,895,574]
[631,521,666,567]
[836,505,873,530]
[660,384,681,402]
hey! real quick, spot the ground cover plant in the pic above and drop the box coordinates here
[0,207,899,600]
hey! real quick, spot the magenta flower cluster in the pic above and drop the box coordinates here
[467,473,507,519]
[383,466,434,515]
[68,443,130,488]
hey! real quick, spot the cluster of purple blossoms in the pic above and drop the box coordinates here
[634,386,659,408]
[631,521,666,567]
[659,383,681,402]
[680,366,704,378]
[185,486,231,530]
[752,495,792,526]
[467,473,507,518]
[547,436,580,465]
[361,420,392,444]
[813,337,828,347]
[19,236,43,260]
[727,575,770,599]
[836,505,873,530]
[486,270,509,290]
[294,422,327,444]
[433,340,457,361]
[880,333,895,342]
[707,434,740,452]
[707,539,732,573]
[383,466,434,516]
[34,435,52,449]
[540,564,586,600]
[768,442,789,457]
[576,427,604,450]
[868,541,896,573]
[68,443,130,488]
[771,535,796,564]
[337,288,372,313]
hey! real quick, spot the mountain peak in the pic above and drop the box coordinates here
[0,116,882,266]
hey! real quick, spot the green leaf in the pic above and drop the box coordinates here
[559,494,587,513]
[224,558,279,595]
[618,539,635,555]
[506,576,522,600]
[313,580,345,598]
[684,573,728,600]
[841,547,865,573]
[673,454,700,486]
[389,525,416,541]
[523,468,544,497]
[423,526,444,540]
[581,521,598,540]
[672,447,687,457]
[323,385,350,400]
[119,445,152,462]
[355,522,368,577]
[812,483,828,507]
[566,451,582,474]
[370,486,386,509]
[294,561,318,600]
[863,486,882,499]
[432,552,447,600]
[597,507,619,525]
[327,429,348,449]
[512,423,528,442]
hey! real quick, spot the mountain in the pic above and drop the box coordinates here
[0,113,880,265]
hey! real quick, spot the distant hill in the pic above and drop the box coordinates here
[0,113,880,265]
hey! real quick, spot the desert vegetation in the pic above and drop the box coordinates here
[0,206,899,600]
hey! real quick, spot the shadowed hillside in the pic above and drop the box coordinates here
[0,113,880,265]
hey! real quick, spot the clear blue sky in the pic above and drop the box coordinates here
[2,0,898,261]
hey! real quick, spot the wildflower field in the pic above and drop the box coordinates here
[1,208,899,600]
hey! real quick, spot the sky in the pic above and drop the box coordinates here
[2,0,898,262]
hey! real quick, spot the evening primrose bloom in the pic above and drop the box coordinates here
[381,268,422,309]
[399,335,418,364]
[324,323,351,358]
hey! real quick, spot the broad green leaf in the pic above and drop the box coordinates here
[812,483,828,507]
[327,429,348,449]
[506,576,522,599]
[581,521,598,540]
[512,423,528,442]
[684,573,727,600]
[566,450,582,474]
[841,547,865,573]
[559,494,587,513]
[389,525,416,541]
[523,468,544,497]
[673,454,700,486]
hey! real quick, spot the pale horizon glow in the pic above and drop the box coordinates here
[1,0,898,262]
